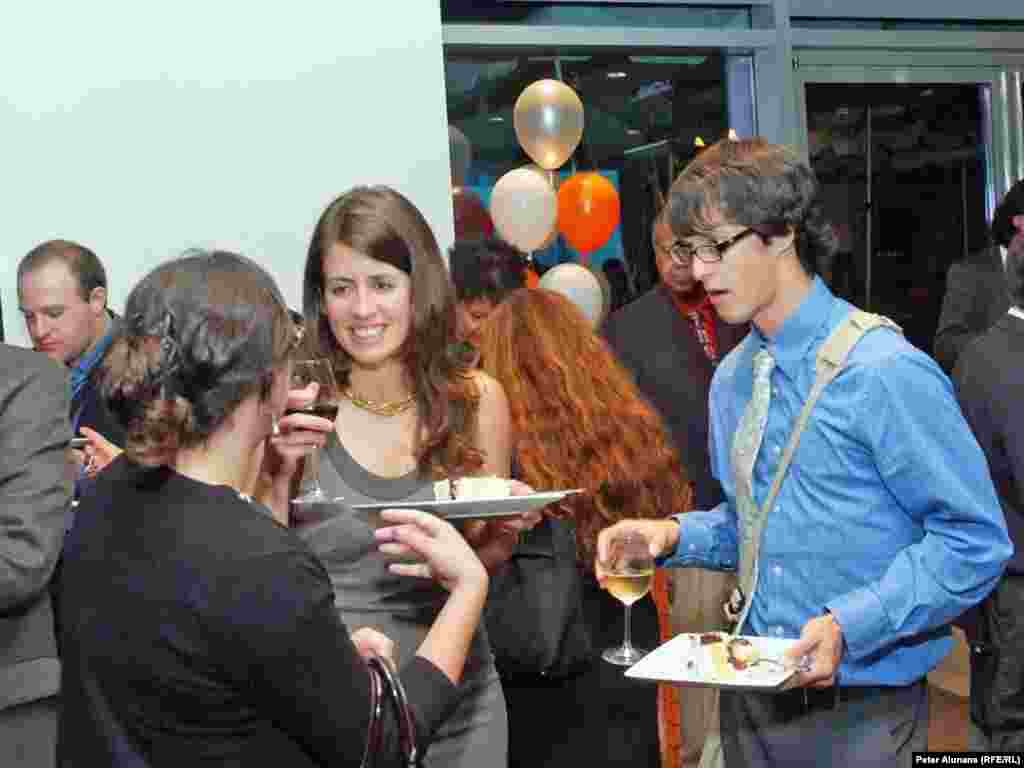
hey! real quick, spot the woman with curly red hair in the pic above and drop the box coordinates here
[479,288,690,567]
[477,287,692,768]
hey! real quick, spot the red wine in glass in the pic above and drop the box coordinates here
[289,359,340,503]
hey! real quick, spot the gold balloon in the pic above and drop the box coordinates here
[514,79,585,171]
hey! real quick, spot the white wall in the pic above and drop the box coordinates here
[1,1,454,347]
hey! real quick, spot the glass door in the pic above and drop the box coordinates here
[794,57,1013,354]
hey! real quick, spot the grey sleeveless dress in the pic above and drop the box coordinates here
[296,433,508,768]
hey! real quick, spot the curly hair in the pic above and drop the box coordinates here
[303,186,484,477]
[478,288,691,566]
[102,250,297,466]
[668,137,837,277]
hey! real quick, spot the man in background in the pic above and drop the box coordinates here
[953,182,1024,752]
[17,240,125,482]
[0,343,72,766]
[604,207,748,767]
[933,181,1021,373]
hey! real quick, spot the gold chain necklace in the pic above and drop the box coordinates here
[343,387,416,417]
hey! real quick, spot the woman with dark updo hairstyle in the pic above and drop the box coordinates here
[56,250,489,767]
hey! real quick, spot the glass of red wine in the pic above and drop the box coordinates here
[288,358,340,505]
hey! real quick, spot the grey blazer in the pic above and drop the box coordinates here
[0,345,71,713]
[934,246,1010,374]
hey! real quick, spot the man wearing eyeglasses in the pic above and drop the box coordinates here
[598,137,1010,768]
[604,205,748,768]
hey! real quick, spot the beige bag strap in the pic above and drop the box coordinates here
[732,310,902,633]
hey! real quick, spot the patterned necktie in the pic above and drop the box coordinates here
[728,347,776,624]
[732,349,776,519]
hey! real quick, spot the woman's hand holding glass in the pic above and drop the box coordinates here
[261,383,335,518]
[286,360,341,502]
[271,383,334,463]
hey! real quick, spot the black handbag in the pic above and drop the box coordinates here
[484,517,593,681]
[361,653,423,768]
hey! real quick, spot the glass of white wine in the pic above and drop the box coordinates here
[600,529,654,666]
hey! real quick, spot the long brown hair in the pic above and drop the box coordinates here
[303,186,483,476]
[478,288,691,565]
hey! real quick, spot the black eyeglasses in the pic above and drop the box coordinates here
[668,228,758,266]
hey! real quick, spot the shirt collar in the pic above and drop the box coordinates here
[661,283,709,314]
[70,312,117,401]
[750,276,835,378]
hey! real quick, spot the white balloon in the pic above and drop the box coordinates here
[538,263,607,328]
[490,166,557,253]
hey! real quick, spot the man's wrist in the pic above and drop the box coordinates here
[825,610,846,654]
[664,518,682,555]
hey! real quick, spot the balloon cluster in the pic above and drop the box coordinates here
[490,79,621,263]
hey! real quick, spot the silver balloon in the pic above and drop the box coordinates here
[490,166,558,253]
[514,79,585,171]
[538,263,606,328]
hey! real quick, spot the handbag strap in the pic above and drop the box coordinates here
[732,310,901,633]
[365,653,422,768]
[360,658,384,768]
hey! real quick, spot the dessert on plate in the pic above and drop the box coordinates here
[434,476,511,501]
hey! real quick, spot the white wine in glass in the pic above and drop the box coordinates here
[601,529,654,666]
[604,569,654,606]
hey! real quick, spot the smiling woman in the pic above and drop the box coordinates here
[293,185,518,768]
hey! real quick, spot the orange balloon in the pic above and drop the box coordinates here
[525,265,540,289]
[556,172,621,255]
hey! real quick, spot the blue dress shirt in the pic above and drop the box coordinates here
[662,277,1012,686]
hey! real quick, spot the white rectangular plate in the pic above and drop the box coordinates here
[625,632,800,691]
[351,489,582,522]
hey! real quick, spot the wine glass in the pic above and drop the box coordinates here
[288,359,340,505]
[600,529,654,666]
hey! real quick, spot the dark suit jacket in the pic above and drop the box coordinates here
[72,312,126,446]
[603,286,748,510]
[954,312,1024,577]
[0,345,72,714]
[934,246,1010,374]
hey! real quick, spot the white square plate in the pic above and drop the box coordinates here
[625,632,800,691]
